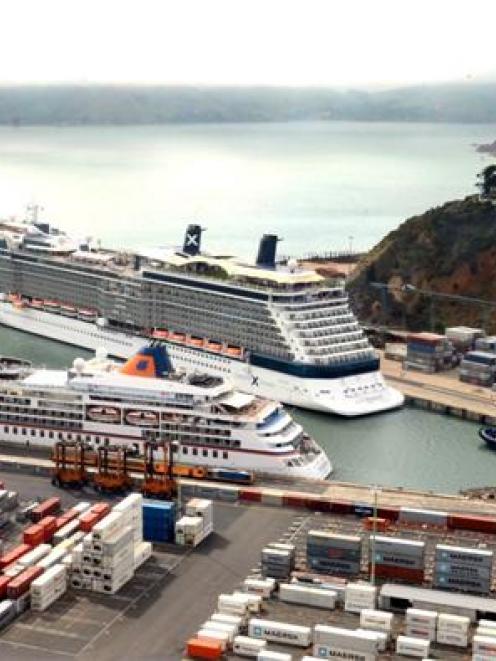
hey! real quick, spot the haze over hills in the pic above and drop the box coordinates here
[1,82,496,125]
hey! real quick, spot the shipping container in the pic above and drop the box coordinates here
[355,629,387,653]
[314,624,380,654]
[370,536,425,557]
[186,637,223,660]
[406,608,437,628]
[279,583,337,609]
[248,618,312,647]
[0,600,15,629]
[473,634,496,656]
[404,624,436,641]
[0,577,10,599]
[23,524,44,546]
[0,544,31,569]
[395,635,430,657]
[218,593,250,616]
[18,544,51,568]
[142,500,176,543]
[30,497,60,522]
[38,516,57,542]
[201,620,237,644]
[7,565,43,599]
[399,507,448,527]
[257,652,292,661]
[197,629,229,652]
[210,613,243,631]
[435,629,468,647]
[435,544,493,567]
[233,635,267,657]
[447,514,496,534]
[243,578,275,598]
[359,609,393,632]
[370,564,424,583]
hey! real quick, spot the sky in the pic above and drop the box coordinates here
[1,0,495,87]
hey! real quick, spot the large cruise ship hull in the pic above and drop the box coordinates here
[0,303,403,416]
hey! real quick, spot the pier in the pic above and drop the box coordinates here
[381,352,496,424]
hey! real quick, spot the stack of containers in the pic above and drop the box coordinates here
[405,608,437,641]
[313,625,379,660]
[176,499,213,546]
[79,502,111,533]
[405,332,454,373]
[446,326,484,352]
[30,564,66,611]
[113,494,151,570]
[17,544,52,568]
[306,531,361,575]
[142,500,176,543]
[433,544,493,594]
[459,351,496,387]
[243,577,276,598]
[344,583,377,613]
[279,583,337,609]
[436,613,470,647]
[261,546,295,580]
[217,593,251,618]
[7,566,43,612]
[369,535,425,583]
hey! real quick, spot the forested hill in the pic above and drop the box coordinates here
[1,82,496,125]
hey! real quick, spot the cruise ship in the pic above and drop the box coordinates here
[0,344,331,479]
[0,210,403,416]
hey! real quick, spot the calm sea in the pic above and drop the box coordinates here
[0,120,494,493]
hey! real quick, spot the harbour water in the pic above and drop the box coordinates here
[0,326,488,496]
[0,121,495,256]
[0,120,494,494]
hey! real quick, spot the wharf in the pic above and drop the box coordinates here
[381,352,496,424]
[1,444,496,518]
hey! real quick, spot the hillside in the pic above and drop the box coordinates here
[1,82,496,125]
[348,196,496,333]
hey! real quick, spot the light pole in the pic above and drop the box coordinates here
[370,485,380,586]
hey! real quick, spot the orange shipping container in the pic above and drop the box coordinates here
[38,516,57,542]
[7,566,43,599]
[0,576,10,598]
[91,503,111,516]
[0,544,32,569]
[23,525,44,547]
[30,497,61,522]
[186,638,222,660]
[363,517,389,532]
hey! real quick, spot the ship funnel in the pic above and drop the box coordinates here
[182,224,204,256]
[256,234,280,269]
[120,344,172,379]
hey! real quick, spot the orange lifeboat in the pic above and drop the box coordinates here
[78,308,97,321]
[169,332,186,343]
[87,406,120,423]
[152,328,169,340]
[188,336,204,347]
[226,345,243,358]
[125,410,159,426]
[207,341,222,352]
[60,305,77,317]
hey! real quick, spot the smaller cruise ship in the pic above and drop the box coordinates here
[0,345,332,480]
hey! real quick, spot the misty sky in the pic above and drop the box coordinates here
[1,0,495,87]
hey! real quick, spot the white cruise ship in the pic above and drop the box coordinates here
[0,211,403,416]
[0,345,331,479]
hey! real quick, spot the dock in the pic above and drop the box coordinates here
[381,352,496,424]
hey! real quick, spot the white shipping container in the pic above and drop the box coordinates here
[356,629,387,652]
[438,613,470,633]
[477,628,496,639]
[313,625,380,654]
[312,644,377,660]
[37,547,67,570]
[249,618,312,647]
[436,629,468,647]
[92,512,124,541]
[18,544,52,567]
[257,652,292,661]
[473,635,496,656]
[479,620,496,630]
[218,594,250,616]
[201,620,237,643]
[359,609,393,632]
[211,612,243,631]
[72,501,91,515]
[197,629,229,651]
[53,519,81,544]
[396,635,430,657]
[405,625,436,641]
[472,654,496,661]
[233,591,262,613]
[243,578,275,598]
[133,541,152,569]
[399,507,448,526]
[279,583,337,609]
[233,635,267,657]
[406,608,438,628]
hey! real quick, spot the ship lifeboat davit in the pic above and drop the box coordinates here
[87,406,120,423]
[125,410,159,426]
[169,331,186,343]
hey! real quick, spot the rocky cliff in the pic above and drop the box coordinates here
[348,196,496,332]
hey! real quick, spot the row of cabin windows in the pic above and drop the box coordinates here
[3,426,110,444]
[182,446,228,460]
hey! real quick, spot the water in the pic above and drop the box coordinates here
[0,324,487,495]
[0,120,493,494]
[0,122,494,256]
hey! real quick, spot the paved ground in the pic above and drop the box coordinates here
[0,471,299,661]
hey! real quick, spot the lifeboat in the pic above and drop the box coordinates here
[169,332,186,343]
[60,305,77,317]
[87,406,120,423]
[44,300,60,312]
[31,298,43,309]
[151,328,169,340]
[125,410,159,426]
[207,340,222,352]
[226,345,243,358]
[78,308,97,321]
[189,336,204,347]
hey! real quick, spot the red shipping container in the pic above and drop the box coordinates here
[30,497,61,522]
[7,566,43,599]
[38,516,57,542]
[186,638,222,660]
[378,506,400,521]
[448,513,496,534]
[0,575,10,599]
[283,494,306,508]
[330,500,354,514]
[370,563,424,583]
[91,502,111,516]
[239,489,262,503]
[23,524,44,546]
[79,511,100,533]
[0,544,31,569]
[306,498,332,513]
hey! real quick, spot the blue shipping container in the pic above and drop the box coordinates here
[142,501,176,543]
